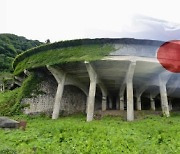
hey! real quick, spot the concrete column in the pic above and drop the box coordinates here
[120,96,124,110]
[116,97,120,110]
[52,79,65,119]
[136,95,142,111]
[47,65,66,120]
[102,96,107,111]
[109,97,113,109]
[169,100,172,111]
[150,97,156,111]
[98,84,108,111]
[85,62,97,122]
[86,79,97,121]
[126,61,136,121]
[159,79,170,117]
[127,81,134,121]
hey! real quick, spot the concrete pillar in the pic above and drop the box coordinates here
[85,62,97,122]
[98,84,108,111]
[46,65,66,120]
[120,96,124,110]
[86,79,97,121]
[102,96,107,111]
[150,97,156,111]
[52,80,65,119]
[169,100,172,111]
[126,61,136,121]
[116,97,120,110]
[127,81,134,121]
[159,79,170,117]
[109,97,113,109]
[136,95,142,111]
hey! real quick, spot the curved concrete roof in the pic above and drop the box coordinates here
[13,38,163,66]
[14,38,180,99]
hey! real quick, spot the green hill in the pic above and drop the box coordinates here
[0,34,42,72]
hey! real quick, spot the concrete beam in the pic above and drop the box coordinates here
[149,71,172,99]
[47,65,65,84]
[14,80,22,86]
[65,75,88,96]
[126,61,136,121]
[136,85,148,111]
[167,77,180,96]
[24,69,32,76]
[136,85,147,97]
[14,76,24,82]
[102,56,159,63]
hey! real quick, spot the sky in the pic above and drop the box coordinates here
[1,0,180,42]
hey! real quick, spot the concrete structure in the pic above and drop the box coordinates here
[0,117,19,128]
[16,38,180,121]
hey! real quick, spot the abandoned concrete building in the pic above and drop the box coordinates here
[13,38,180,121]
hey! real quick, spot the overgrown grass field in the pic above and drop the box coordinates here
[0,113,180,154]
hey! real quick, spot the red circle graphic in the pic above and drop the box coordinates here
[157,40,180,73]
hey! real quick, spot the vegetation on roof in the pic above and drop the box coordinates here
[13,42,115,75]
[13,38,164,75]
[13,38,117,68]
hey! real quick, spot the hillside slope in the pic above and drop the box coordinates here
[0,34,42,72]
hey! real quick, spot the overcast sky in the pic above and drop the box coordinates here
[1,0,180,42]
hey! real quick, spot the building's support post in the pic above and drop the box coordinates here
[136,85,147,111]
[136,95,142,111]
[159,82,169,117]
[120,95,124,110]
[169,99,173,111]
[85,62,97,122]
[109,97,113,109]
[126,80,134,121]
[119,87,125,110]
[116,96,120,110]
[53,80,65,119]
[126,61,136,121]
[159,73,171,117]
[150,95,156,111]
[99,84,108,111]
[102,96,107,111]
[47,65,66,119]
[86,78,97,121]
[85,61,109,120]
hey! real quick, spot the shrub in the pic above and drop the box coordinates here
[0,72,42,116]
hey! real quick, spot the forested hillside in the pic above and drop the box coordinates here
[0,34,42,72]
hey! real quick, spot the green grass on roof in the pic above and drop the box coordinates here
[14,44,115,75]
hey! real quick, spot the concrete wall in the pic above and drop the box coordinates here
[22,75,87,116]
